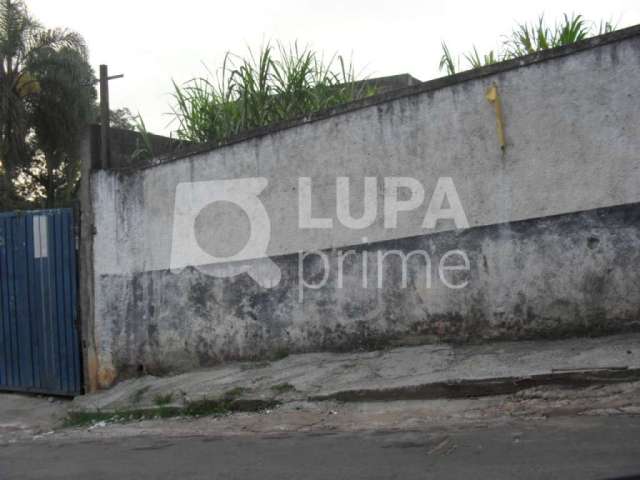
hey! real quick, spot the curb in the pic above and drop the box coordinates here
[309,367,640,402]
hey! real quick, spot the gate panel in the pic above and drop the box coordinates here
[0,209,82,395]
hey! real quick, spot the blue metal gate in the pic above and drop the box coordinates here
[0,209,82,396]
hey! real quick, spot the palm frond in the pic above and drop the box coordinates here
[25,28,87,61]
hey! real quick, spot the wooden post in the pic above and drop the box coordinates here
[99,64,110,169]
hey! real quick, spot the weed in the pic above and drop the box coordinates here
[270,383,296,394]
[64,397,280,428]
[439,13,618,75]
[63,411,116,428]
[222,387,247,400]
[63,407,180,428]
[240,361,271,371]
[438,42,458,76]
[153,392,174,407]
[271,347,290,361]
[170,42,374,145]
[131,114,155,161]
[182,398,234,417]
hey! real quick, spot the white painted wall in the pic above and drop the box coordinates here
[93,34,640,278]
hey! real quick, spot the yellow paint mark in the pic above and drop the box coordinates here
[485,83,506,150]
[83,346,100,392]
[97,366,117,390]
[85,346,117,391]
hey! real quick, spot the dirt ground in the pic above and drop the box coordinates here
[2,381,639,444]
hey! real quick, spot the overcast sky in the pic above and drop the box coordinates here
[28,0,640,136]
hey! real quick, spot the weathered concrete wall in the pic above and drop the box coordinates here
[86,124,191,171]
[93,31,640,276]
[97,203,640,378]
[86,27,640,386]
[79,126,190,390]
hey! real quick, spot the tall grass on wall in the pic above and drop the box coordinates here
[170,43,374,145]
[439,14,617,75]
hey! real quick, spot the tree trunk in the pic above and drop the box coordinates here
[0,162,20,210]
[45,155,55,208]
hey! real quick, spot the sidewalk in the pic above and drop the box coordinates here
[0,393,69,439]
[72,333,640,412]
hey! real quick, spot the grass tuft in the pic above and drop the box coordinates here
[222,387,248,400]
[439,13,618,75]
[170,42,375,145]
[64,397,280,428]
[153,392,174,407]
[271,347,290,361]
[270,383,297,394]
[240,361,271,371]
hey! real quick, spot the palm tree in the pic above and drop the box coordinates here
[0,0,87,206]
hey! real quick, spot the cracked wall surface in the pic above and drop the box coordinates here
[87,29,640,386]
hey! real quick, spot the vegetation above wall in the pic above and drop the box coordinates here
[439,14,616,75]
[170,14,621,148]
[169,43,375,145]
[0,4,625,209]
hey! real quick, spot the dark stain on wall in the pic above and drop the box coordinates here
[99,202,640,378]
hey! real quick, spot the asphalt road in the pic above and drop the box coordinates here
[2,416,640,479]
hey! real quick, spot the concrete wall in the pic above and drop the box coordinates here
[97,203,640,378]
[85,27,640,387]
[86,124,191,171]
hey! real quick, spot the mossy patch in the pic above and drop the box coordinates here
[240,361,271,371]
[63,407,181,427]
[271,347,290,361]
[270,383,297,394]
[222,387,248,400]
[64,397,279,428]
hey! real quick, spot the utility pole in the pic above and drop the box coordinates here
[98,65,124,169]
